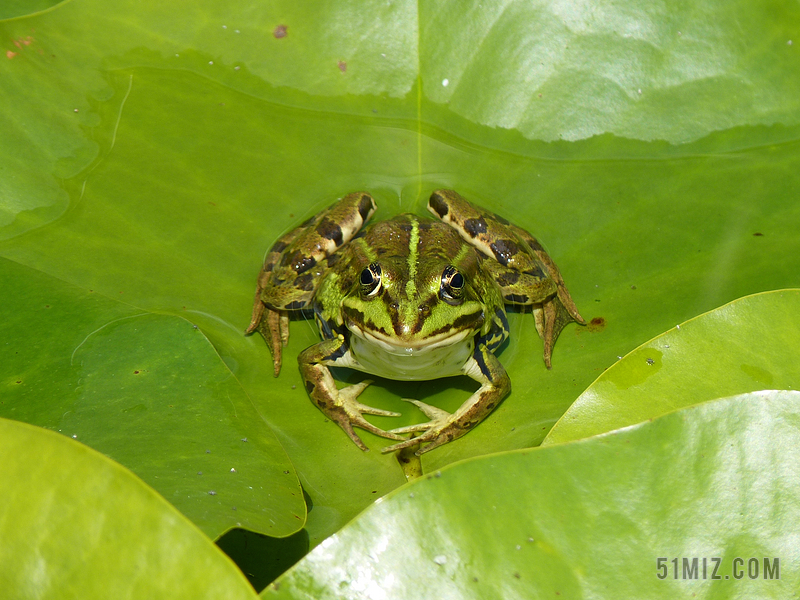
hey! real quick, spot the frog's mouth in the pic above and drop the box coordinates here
[347,322,474,355]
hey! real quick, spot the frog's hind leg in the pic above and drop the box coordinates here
[508,226,584,369]
[246,192,377,376]
[510,225,584,327]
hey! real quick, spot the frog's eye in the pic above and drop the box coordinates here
[360,262,382,297]
[440,265,465,303]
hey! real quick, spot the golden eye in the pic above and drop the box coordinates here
[441,265,464,302]
[360,262,382,297]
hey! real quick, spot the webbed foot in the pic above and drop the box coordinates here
[245,304,289,377]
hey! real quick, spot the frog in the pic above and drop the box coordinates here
[246,189,584,455]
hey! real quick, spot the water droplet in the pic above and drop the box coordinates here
[442,78,449,87]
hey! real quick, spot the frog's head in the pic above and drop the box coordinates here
[341,251,487,355]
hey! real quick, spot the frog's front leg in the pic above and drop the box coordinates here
[382,343,511,456]
[298,336,406,451]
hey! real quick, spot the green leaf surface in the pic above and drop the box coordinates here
[0,417,258,600]
[0,257,304,539]
[264,390,800,599]
[544,289,800,446]
[2,0,800,545]
[0,0,62,21]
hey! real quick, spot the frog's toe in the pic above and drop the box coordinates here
[386,399,450,436]
[332,410,406,451]
[335,381,406,448]
[382,404,456,454]
[380,437,423,454]
[354,401,402,418]
[401,398,451,421]
[537,294,584,368]
[380,427,450,455]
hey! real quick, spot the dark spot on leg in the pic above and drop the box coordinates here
[495,270,520,287]
[523,266,546,279]
[429,192,449,217]
[316,218,343,246]
[463,216,487,237]
[358,194,374,222]
[294,256,317,274]
[490,239,520,266]
[269,240,288,254]
[294,273,315,291]
[280,250,300,268]
[305,380,315,394]
[504,293,529,304]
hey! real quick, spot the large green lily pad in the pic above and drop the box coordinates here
[2,0,800,546]
[0,257,304,539]
[544,289,800,445]
[0,417,258,599]
[264,391,800,599]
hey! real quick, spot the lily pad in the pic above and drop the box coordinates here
[1,0,800,547]
[264,391,800,599]
[544,289,800,446]
[0,417,258,599]
[0,256,304,539]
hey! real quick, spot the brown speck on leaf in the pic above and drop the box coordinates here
[134,371,140,374]
[338,60,347,73]
[588,316,606,332]
[753,232,764,237]
[274,25,287,38]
